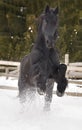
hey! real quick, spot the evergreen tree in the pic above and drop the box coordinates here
[0,0,82,62]
[57,0,82,62]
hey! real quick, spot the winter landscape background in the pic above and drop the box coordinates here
[0,76,82,130]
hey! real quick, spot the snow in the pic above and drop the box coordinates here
[0,77,18,87]
[0,76,82,130]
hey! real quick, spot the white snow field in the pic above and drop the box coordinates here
[0,76,82,130]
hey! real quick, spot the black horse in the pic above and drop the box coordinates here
[18,5,68,110]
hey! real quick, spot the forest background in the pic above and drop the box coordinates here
[0,0,82,62]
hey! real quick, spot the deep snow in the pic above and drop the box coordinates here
[0,77,82,130]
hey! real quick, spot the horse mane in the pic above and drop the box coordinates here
[33,14,46,50]
[37,14,44,34]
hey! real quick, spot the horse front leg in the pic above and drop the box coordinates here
[18,63,30,103]
[18,75,27,103]
[44,79,54,111]
[56,64,68,97]
[36,72,47,95]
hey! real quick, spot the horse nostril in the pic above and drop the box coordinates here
[46,40,50,47]
[47,40,49,44]
[46,39,54,48]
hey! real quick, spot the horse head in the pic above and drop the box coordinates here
[39,5,59,48]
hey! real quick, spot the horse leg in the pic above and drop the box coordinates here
[56,64,68,97]
[18,80,36,104]
[18,62,30,103]
[44,79,54,111]
[18,78,27,103]
[37,73,47,94]
[18,55,31,103]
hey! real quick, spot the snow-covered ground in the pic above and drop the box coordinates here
[0,76,82,130]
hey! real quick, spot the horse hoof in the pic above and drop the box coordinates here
[43,106,50,111]
[37,88,44,95]
[56,90,64,97]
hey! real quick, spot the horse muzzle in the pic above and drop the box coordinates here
[46,40,54,48]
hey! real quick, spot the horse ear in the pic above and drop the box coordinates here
[54,6,58,14]
[45,5,50,13]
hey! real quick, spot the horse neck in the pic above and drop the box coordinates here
[33,29,47,51]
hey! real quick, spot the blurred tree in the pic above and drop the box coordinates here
[0,0,82,62]
[57,0,82,62]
